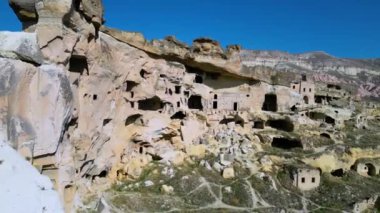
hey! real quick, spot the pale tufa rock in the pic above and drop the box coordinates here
[161,184,174,194]
[186,144,206,158]
[222,167,235,179]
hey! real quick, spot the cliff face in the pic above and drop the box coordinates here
[1,1,380,212]
[102,27,380,100]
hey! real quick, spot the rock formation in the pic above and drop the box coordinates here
[0,0,379,212]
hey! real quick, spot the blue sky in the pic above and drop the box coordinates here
[0,0,379,58]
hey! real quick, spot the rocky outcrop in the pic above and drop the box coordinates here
[0,57,72,157]
[100,26,243,80]
[9,0,38,32]
[0,32,43,64]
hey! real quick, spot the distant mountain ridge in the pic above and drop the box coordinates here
[240,50,380,100]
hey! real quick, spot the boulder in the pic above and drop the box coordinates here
[222,167,235,179]
[9,0,38,31]
[80,0,104,26]
[186,144,206,158]
[0,32,43,64]
[161,185,174,194]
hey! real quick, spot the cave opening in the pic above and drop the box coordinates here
[266,119,294,132]
[315,96,323,104]
[291,105,297,112]
[188,95,203,110]
[125,114,142,126]
[220,117,244,127]
[233,102,238,111]
[92,170,108,180]
[213,101,218,109]
[303,96,309,104]
[220,118,234,125]
[366,163,377,176]
[235,119,244,127]
[195,75,203,83]
[73,0,80,10]
[171,111,186,120]
[262,94,277,112]
[69,56,88,75]
[325,116,335,125]
[124,81,138,92]
[186,66,204,84]
[271,137,303,150]
[320,133,331,139]
[102,119,112,126]
[98,170,108,178]
[331,169,344,177]
[253,121,265,129]
[140,69,148,78]
[175,86,181,94]
[138,96,164,111]
[307,112,326,121]
[184,91,190,97]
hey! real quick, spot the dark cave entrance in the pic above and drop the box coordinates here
[92,170,108,180]
[253,121,265,129]
[125,114,142,126]
[303,96,309,104]
[266,119,294,132]
[320,133,331,139]
[140,69,148,78]
[138,96,163,111]
[175,86,181,94]
[69,56,88,75]
[325,116,335,125]
[233,102,238,111]
[195,75,203,83]
[188,95,203,110]
[331,169,344,177]
[102,119,112,126]
[220,117,244,127]
[315,96,323,104]
[171,111,186,120]
[271,137,302,150]
[262,94,277,112]
[366,163,377,176]
[213,101,218,109]
[124,81,138,92]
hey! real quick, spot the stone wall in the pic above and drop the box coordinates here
[292,168,320,191]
